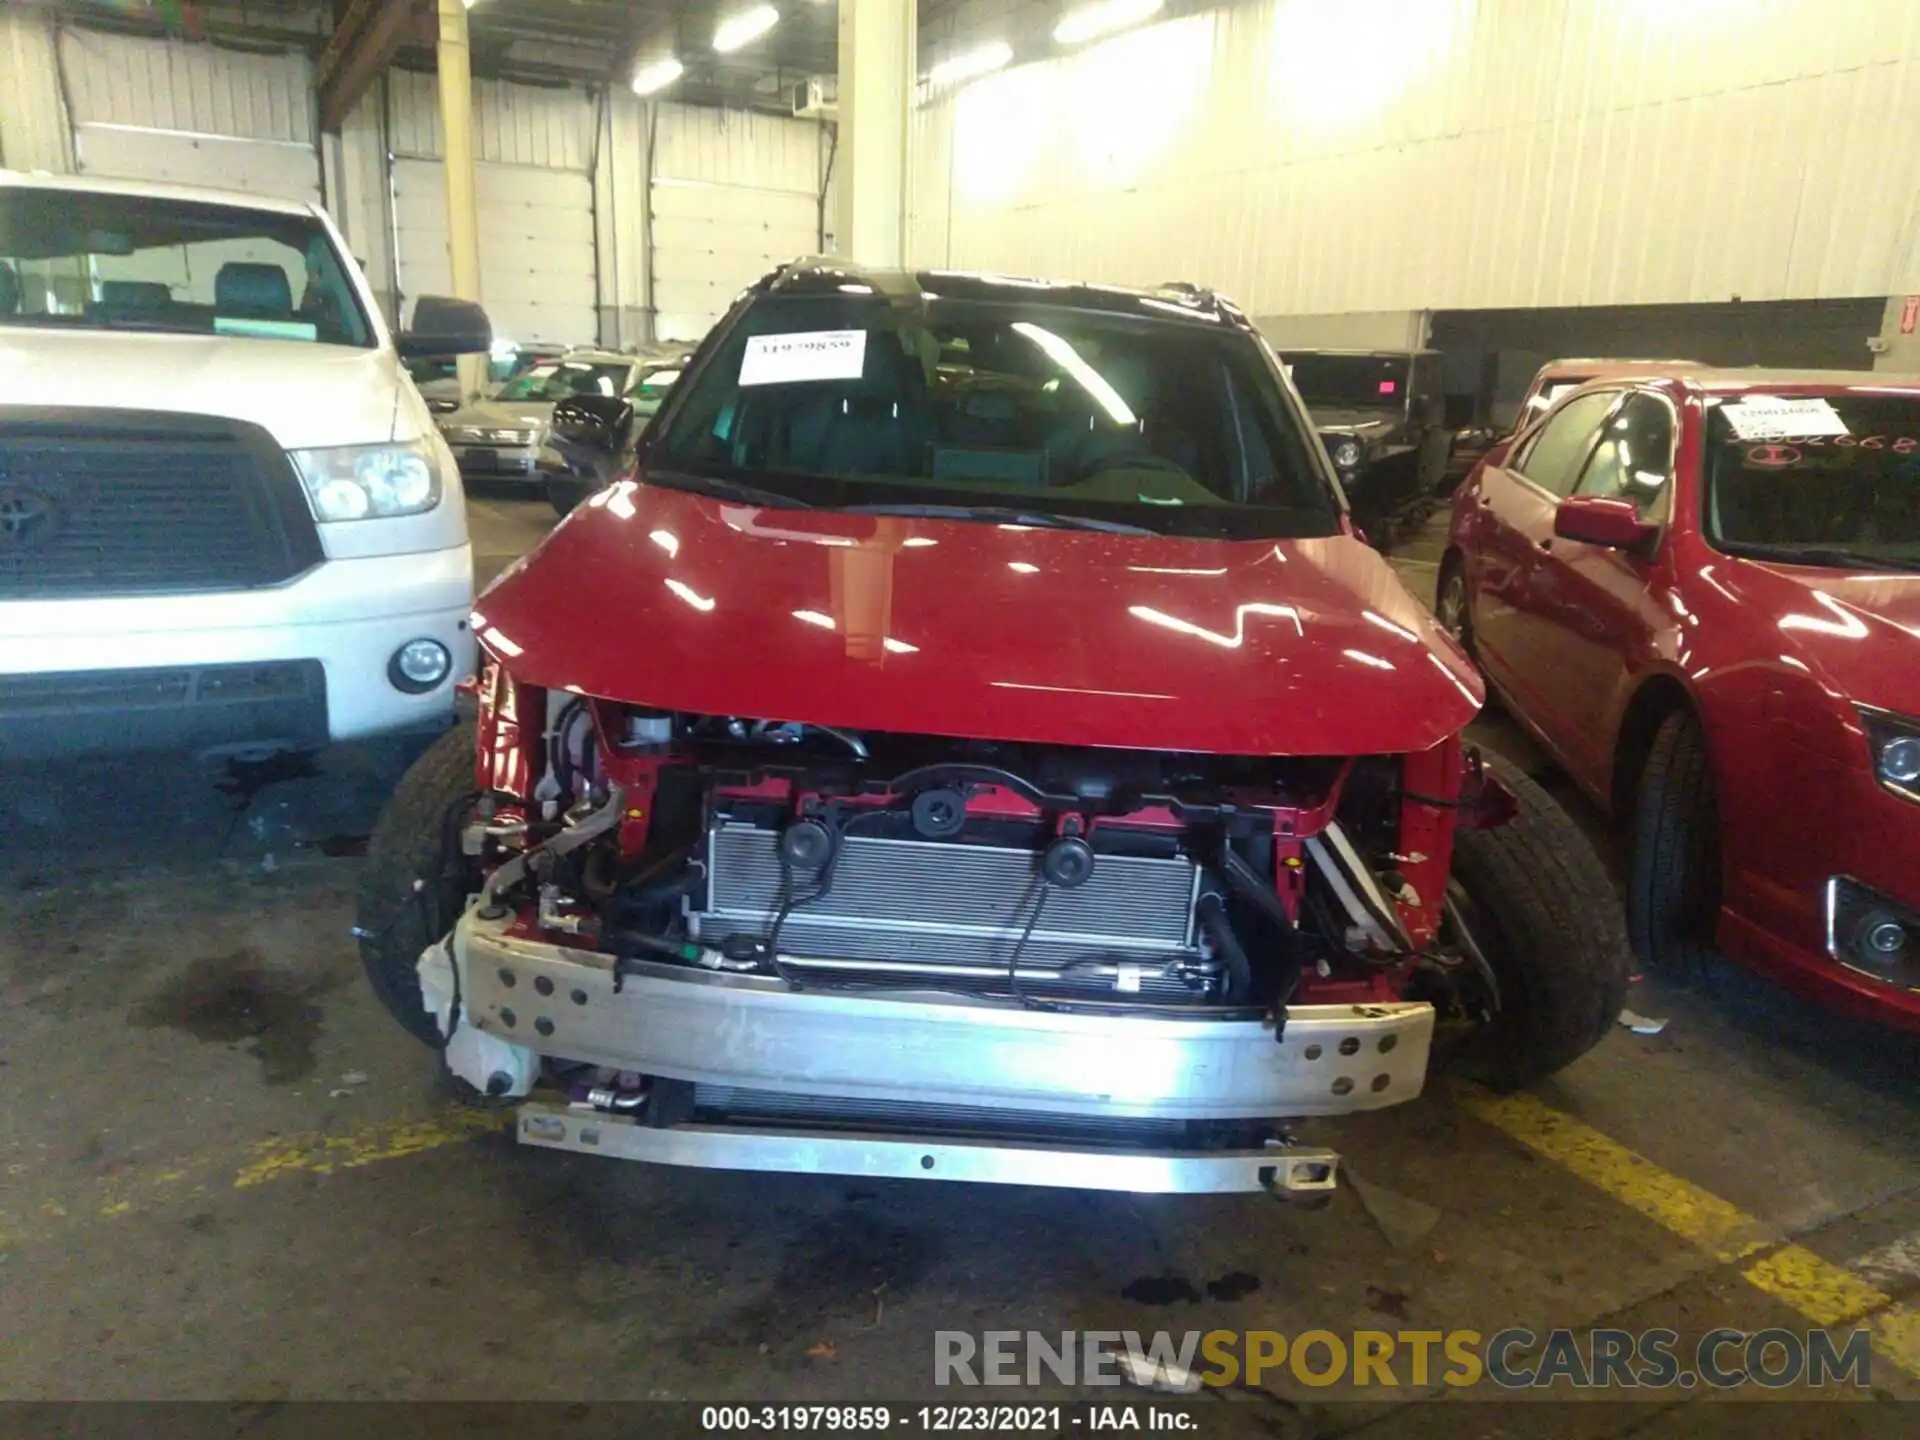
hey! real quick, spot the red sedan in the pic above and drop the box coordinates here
[1441,370,1920,1025]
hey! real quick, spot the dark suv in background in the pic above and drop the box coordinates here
[1279,348,1451,541]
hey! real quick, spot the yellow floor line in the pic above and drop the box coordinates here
[1459,1087,1920,1377]
[0,1106,504,1250]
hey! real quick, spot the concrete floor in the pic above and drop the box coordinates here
[4,490,1920,1433]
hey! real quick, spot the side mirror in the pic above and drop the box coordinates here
[1554,494,1660,552]
[396,295,492,358]
[551,394,634,458]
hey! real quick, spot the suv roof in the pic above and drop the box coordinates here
[0,167,317,218]
[763,258,1250,332]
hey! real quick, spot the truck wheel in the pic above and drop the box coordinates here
[1439,754,1631,1088]
[355,724,479,1046]
[548,478,589,517]
[1627,711,1721,975]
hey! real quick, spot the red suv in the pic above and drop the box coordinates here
[358,263,1627,1201]
[1442,370,1920,1024]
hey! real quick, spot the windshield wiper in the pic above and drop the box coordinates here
[642,468,812,509]
[1719,541,1915,573]
[841,502,1156,535]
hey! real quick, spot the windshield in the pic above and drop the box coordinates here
[649,294,1338,540]
[496,360,632,402]
[1705,393,1920,569]
[0,186,372,347]
[1281,353,1410,410]
[632,367,680,419]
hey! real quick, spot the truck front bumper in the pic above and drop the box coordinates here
[449,907,1436,1195]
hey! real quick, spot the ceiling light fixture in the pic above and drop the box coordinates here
[1053,0,1164,47]
[928,40,1014,87]
[714,4,780,54]
[630,56,684,95]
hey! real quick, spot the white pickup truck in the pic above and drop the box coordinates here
[0,170,489,760]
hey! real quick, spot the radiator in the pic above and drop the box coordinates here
[691,820,1208,999]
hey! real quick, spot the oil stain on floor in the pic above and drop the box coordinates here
[127,947,326,1084]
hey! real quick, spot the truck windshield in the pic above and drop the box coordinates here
[0,187,372,348]
[649,293,1339,540]
[1281,353,1410,409]
[1705,392,1920,570]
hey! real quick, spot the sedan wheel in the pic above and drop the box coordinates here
[1436,563,1472,654]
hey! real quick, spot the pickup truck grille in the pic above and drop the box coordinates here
[0,410,322,599]
[693,820,1213,1002]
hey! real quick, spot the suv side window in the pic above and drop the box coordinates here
[1514,390,1617,497]
[1574,391,1675,520]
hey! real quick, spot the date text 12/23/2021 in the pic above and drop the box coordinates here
[699,1405,1196,1432]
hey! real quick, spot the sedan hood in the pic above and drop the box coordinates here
[0,326,404,449]
[475,483,1482,756]
[1738,560,1920,716]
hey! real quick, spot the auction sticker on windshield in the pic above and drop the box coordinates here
[1721,396,1848,440]
[739,329,867,386]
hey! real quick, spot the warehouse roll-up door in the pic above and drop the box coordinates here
[392,159,597,346]
[58,28,320,205]
[650,105,824,342]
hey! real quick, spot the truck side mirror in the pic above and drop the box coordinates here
[396,296,492,358]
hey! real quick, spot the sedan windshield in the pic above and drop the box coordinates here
[0,187,371,347]
[1706,393,1920,570]
[649,293,1339,539]
[496,360,633,402]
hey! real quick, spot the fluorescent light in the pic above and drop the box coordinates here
[1011,322,1137,426]
[792,609,835,630]
[1007,562,1040,574]
[929,40,1013,87]
[883,637,919,654]
[714,4,779,53]
[1054,0,1163,46]
[631,56,684,95]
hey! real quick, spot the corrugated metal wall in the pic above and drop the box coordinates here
[0,12,75,172]
[914,0,1920,313]
[650,103,827,340]
[385,69,594,168]
[59,25,313,142]
[55,26,320,203]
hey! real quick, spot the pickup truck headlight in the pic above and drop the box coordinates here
[1860,706,1920,801]
[1331,439,1362,471]
[292,441,443,522]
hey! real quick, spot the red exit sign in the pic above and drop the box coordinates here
[1902,293,1920,335]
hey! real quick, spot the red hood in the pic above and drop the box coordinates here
[1730,560,1920,716]
[473,481,1483,756]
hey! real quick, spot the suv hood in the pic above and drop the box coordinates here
[1311,406,1402,433]
[441,397,557,433]
[475,482,1483,756]
[1738,560,1920,716]
[0,327,403,449]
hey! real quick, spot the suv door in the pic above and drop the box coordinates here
[1518,389,1677,787]
[1464,388,1617,718]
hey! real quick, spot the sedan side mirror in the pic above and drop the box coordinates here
[396,295,492,358]
[551,394,634,458]
[1554,494,1660,552]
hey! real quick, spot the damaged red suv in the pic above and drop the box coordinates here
[358,264,1628,1201]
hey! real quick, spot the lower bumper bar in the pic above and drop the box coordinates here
[516,1104,1341,1198]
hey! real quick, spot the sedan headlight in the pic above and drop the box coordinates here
[292,441,443,522]
[1860,706,1920,802]
[1331,439,1362,471]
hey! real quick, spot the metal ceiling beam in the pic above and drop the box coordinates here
[318,0,433,131]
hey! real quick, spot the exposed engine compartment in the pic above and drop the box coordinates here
[461,666,1515,1026]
